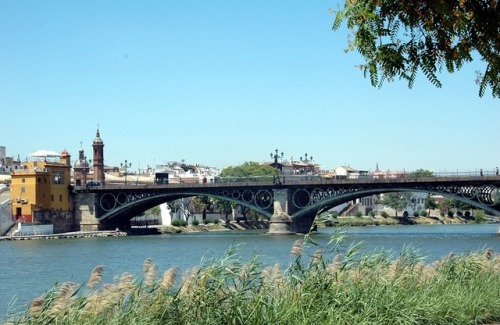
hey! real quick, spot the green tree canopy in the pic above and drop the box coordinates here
[220,162,278,178]
[382,192,412,216]
[332,0,499,98]
[409,169,434,178]
[218,162,278,221]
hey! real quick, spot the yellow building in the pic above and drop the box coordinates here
[11,149,72,223]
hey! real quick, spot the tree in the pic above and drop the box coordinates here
[213,198,234,224]
[381,192,412,216]
[409,169,434,178]
[220,162,278,178]
[192,196,213,220]
[424,194,439,215]
[149,206,161,217]
[218,162,279,222]
[332,0,499,98]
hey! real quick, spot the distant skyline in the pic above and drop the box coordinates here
[1,1,498,173]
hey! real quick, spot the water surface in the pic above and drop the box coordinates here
[0,223,498,318]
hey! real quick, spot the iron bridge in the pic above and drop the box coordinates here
[73,175,500,231]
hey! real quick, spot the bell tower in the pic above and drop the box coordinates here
[92,128,105,184]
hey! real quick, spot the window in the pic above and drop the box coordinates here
[51,194,54,202]
[53,171,63,184]
[21,187,25,193]
[22,178,25,183]
[59,194,62,202]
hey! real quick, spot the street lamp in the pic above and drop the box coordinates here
[300,153,313,163]
[270,148,284,167]
[121,160,132,185]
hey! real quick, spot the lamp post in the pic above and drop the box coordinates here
[270,148,284,168]
[121,160,132,185]
[270,149,284,184]
[300,153,313,164]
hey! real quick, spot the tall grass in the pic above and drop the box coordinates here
[6,232,500,325]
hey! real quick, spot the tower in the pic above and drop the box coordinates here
[92,128,105,184]
[74,144,90,186]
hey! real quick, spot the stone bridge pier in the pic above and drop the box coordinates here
[268,189,314,235]
[73,192,126,231]
[73,192,100,231]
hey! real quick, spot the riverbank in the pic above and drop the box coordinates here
[157,220,268,234]
[157,215,476,234]
[0,230,127,241]
[326,214,474,227]
[0,215,493,241]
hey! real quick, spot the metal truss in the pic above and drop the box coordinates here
[89,182,500,224]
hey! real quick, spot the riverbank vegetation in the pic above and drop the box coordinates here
[6,232,500,324]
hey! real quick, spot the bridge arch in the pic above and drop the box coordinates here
[98,190,273,226]
[291,186,500,222]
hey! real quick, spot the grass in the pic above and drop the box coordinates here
[324,216,399,227]
[5,231,500,325]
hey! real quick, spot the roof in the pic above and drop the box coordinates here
[29,150,61,157]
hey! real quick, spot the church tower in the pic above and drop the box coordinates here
[92,128,105,184]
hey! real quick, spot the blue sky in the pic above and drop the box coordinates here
[1,1,498,174]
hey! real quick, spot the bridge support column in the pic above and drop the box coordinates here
[268,189,295,235]
[73,193,101,231]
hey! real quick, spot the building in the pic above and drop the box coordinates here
[0,146,5,168]
[10,149,72,225]
[73,145,91,186]
[0,146,22,176]
[92,128,105,184]
[264,153,320,176]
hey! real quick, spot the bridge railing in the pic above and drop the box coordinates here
[73,169,499,191]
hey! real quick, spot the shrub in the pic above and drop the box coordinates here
[213,219,220,224]
[204,219,210,225]
[172,219,181,227]
[402,211,409,217]
[413,211,419,217]
[331,211,339,218]
[355,211,363,218]
[475,210,486,223]
[368,211,376,217]
[419,210,428,217]
[192,219,199,226]
[447,210,455,217]
[381,211,390,218]
[440,211,446,217]
[457,211,463,217]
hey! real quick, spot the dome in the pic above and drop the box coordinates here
[74,147,90,169]
[93,128,104,144]
[74,159,89,169]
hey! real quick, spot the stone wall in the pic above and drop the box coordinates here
[73,192,101,231]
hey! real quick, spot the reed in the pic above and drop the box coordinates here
[6,232,500,325]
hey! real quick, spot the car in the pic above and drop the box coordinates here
[86,181,101,187]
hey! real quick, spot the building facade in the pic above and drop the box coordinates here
[92,128,105,184]
[10,150,72,225]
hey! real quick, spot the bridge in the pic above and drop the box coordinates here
[72,173,500,234]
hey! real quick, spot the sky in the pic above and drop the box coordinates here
[1,1,498,174]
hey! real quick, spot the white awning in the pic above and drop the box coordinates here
[29,150,61,157]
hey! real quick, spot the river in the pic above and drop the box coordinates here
[0,223,498,319]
